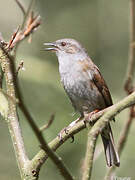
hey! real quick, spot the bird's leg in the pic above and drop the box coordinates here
[84,109,99,126]
[58,115,84,142]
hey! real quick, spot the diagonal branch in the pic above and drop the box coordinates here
[31,91,135,172]
[19,100,75,180]
[40,113,55,132]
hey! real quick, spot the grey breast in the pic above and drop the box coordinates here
[60,64,106,114]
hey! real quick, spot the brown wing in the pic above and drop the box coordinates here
[92,66,113,107]
[91,65,120,166]
[78,58,113,107]
[80,59,119,165]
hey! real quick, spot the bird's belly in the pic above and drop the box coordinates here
[62,73,106,114]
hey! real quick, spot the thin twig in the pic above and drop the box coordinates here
[21,0,35,29]
[105,1,135,179]
[15,0,26,16]
[16,60,25,75]
[19,100,74,180]
[14,0,35,56]
[124,0,135,94]
[40,113,55,132]
[7,15,41,50]
[6,26,20,49]
[0,66,4,88]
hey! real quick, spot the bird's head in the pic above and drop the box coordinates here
[44,38,86,56]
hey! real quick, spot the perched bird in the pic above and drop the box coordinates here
[44,38,120,167]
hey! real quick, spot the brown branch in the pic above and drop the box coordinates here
[6,26,20,49]
[124,0,135,93]
[21,0,35,30]
[13,0,35,57]
[105,1,135,179]
[7,14,41,50]
[120,0,135,159]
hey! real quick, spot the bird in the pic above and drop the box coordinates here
[44,38,120,167]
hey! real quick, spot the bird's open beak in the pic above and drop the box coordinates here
[44,42,58,52]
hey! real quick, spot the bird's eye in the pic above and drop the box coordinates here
[61,42,66,46]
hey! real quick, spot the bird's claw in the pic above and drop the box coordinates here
[70,135,74,143]
[58,127,67,141]
[58,127,75,143]
[84,110,99,126]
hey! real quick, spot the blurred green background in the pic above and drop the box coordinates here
[0,0,134,180]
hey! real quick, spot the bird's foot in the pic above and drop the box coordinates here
[58,116,84,142]
[58,127,74,143]
[58,127,67,141]
[84,109,99,126]
[75,115,84,123]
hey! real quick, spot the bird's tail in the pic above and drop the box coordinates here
[101,123,120,167]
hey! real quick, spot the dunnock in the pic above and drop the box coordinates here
[44,38,120,167]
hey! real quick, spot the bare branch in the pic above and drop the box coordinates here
[21,0,35,30]
[124,0,135,94]
[105,1,135,179]
[0,43,29,179]
[31,91,135,172]
[40,113,55,132]
[7,26,20,49]
[7,15,41,50]
[15,0,26,16]
[13,0,36,57]
[18,99,74,180]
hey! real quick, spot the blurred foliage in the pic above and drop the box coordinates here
[0,0,134,180]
